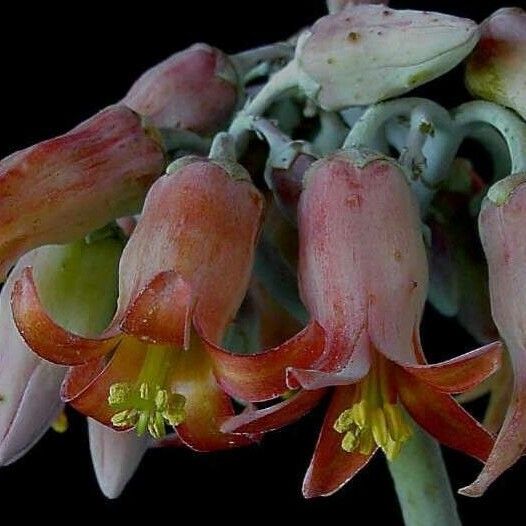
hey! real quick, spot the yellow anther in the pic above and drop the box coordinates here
[139,382,150,400]
[163,393,186,426]
[384,438,403,461]
[111,409,139,427]
[51,411,68,433]
[108,382,133,406]
[352,400,368,429]
[334,408,355,433]
[342,430,359,452]
[334,364,412,460]
[371,407,389,448]
[358,428,375,456]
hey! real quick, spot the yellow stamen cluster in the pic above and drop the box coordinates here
[108,381,186,439]
[334,400,412,460]
[333,361,412,460]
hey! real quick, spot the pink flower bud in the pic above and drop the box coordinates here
[0,105,165,279]
[296,5,479,109]
[466,8,526,119]
[123,44,240,135]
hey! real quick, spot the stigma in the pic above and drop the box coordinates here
[107,343,186,439]
[333,357,412,460]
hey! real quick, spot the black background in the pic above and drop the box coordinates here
[0,1,520,523]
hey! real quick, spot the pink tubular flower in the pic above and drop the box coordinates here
[12,153,265,451]
[460,174,526,496]
[208,150,501,497]
[0,105,165,280]
[123,44,240,135]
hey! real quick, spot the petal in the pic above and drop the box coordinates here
[303,386,376,498]
[396,368,493,462]
[63,337,145,426]
[221,389,326,434]
[11,267,119,365]
[288,330,371,390]
[171,340,258,451]
[401,341,503,394]
[120,271,193,348]
[0,260,65,465]
[88,418,150,499]
[459,375,526,497]
[204,321,325,402]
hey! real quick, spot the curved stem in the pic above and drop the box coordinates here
[388,417,462,526]
[231,43,294,79]
[464,125,511,182]
[244,61,299,117]
[313,110,349,156]
[452,101,526,174]
[344,98,460,215]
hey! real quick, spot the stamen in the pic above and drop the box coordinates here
[107,343,186,439]
[333,357,412,459]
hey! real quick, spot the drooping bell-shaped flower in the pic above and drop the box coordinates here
[460,174,526,496]
[0,234,123,465]
[465,8,526,120]
[210,150,501,497]
[296,5,479,109]
[123,44,240,135]
[0,105,165,279]
[12,141,265,451]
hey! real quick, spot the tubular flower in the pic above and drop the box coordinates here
[123,44,240,135]
[12,153,265,451]
[0,234,122,465]
[460,174,526,496]
[465,8,526,120]
[0,105,165,280]
[210,150,502,497]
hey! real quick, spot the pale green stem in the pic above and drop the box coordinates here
[388,417,462,526]
[313,110,349,156]
[344,98,461,215]
[451,101,526,174]
[231,43,294,79]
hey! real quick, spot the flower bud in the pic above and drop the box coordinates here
[296,5,479,109]
[465,8,526,119]
[0,105,164,279]
[123,44,240,135]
